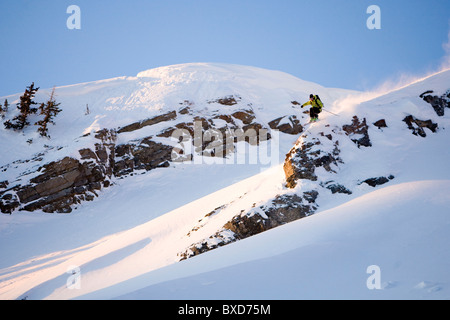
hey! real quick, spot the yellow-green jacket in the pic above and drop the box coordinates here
[302,95,323,110]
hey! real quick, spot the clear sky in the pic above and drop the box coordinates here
[0,0,449,96]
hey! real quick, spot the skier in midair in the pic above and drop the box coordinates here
[301,94,323,122]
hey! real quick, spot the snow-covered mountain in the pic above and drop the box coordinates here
[0,63,449,300]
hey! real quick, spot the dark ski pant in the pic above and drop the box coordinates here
[310,107,321,119]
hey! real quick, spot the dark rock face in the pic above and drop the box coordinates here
[361,175,394,187]
[0,96,290,214]
[284,136,341,188]
[159,108,269,158]
[117,111,177,134]
[179,191,318,260]
[114,139,173,177]
[2,156,107,213]
[403,115,438,137]
[320,181,352,195]
[342,116,372,148]
[373,119,387,129]
[0,189,20,214]
[0,125,174,213]
[208,95,240,106]
[224,193,317,240]
[420,90,450,117]
[268,115,303,135]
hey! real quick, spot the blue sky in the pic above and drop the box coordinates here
[0,0,449,96]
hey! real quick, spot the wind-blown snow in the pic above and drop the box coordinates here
[0,63,449,300]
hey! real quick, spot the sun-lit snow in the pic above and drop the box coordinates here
[0,63,449,300]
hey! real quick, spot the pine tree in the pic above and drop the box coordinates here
[4,83,39,130]
[35,87,62,138]
[0,99,8,119]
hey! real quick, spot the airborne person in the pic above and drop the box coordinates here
[301,94,324,123]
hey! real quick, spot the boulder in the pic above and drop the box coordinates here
[268,115,303,135]
[403,115,437,137]
[342,116,372,148]
[361,175,394,187]
[373,119,387,129]
[420,90,450,116]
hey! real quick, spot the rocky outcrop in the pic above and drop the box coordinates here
[360,175,395,187]
[0,185,20,214]
[1,95,295,214]
[268,115,303,135]
[320,181,352,195]
[403,115,438,137]
[208,95,240,106]
[223,192,317,240]
[158,107,269,158]
[114,138,172,177]
[178,87,450,261]
[284,135,341,188]
[420,90,450,116]
[1,156,106,213]
[179,191,318,260]
[177,86,450,261]
[117,111,177,134]
[342,116,372,148]
[373,119,387,129]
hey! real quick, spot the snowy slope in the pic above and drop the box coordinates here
[114,180,450,300]
[0,62,352,166]
[0,63,355,299]
[1,64,449,300]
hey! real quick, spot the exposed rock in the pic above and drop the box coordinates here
[420,90,450,116]
[11,156,109,213]
[321,181,352,195]
[178,100,194,115]
[117,111,177,134]
[160,108,270,157]
[208,95,241,106]
[232,110,255,125]
[179,191,318,260]
[268,115,303,135]
[0,126,173,213]
[113,139,173,177]
[0,192,20,214]
[373,119,387,129]
[361,175,394,187]
[284,136,341,188]
[403,115,438,137]
[224,194,314,239]
[342,116,372,148]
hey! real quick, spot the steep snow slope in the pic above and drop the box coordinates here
[0,63,354,214]
[0,63,355,299]
[114,180,450,300]
[0,64,449,300]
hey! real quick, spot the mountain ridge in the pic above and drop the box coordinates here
[0,63,449,300]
